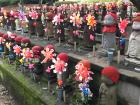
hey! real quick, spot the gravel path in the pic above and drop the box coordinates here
[0,84,17,105]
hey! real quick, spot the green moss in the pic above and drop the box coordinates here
[0,60,57,105]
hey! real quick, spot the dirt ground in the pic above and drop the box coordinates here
[0,84,17,105]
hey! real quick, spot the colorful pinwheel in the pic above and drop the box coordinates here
[75,61,93,82]
[119,19,128,34]
[41,47,55,63]
[86,14,96,27]
[51,58,68,74]
[52,13,63,25]
[13,45,21,55]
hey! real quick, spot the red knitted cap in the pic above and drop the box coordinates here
[3,34,8,39]
[15,36,23,44]
[101,66,120,83]
[0,32,4,37]
[45,44,55,51]
[32,45,42,55]
[21,38,30,44]
[109,12,117,21]
[57,53,68,63]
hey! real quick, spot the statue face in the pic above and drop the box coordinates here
[101,75,113,85]
[132,21,140,30]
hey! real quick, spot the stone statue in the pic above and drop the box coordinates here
[126,13,140,65]
[102,11,117,53]
[98,66,120,105]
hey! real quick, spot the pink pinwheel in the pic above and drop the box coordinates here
[90,34,95,41]
[22,48,33,59]
[52,14,63,25]
[13,45,21,55]
[51,58,67,74]
[29,11,38,19]
[119,19,129,34]
[75,60,93,82]
[57,29,62,34]
[41,47,55,63]
[70,13,82,27]
[73,30,79,36]
[0,37,4,44]
[44,28,48,32]
[29,64,35,70]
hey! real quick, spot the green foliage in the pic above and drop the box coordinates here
[54,1,77,6]
[0,0,18,6]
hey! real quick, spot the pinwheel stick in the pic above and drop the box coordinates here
[63,90,66,102]
[48,81,50,91]
[117,50,120,64]
[74,41,77,51]
[93,45,96,57]
[59,37,61,46]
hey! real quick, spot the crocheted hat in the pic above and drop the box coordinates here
[15,36,23,44]
[101,66,120,83]
[21,38,30,44]
[57,52,68,63]
[45,44,55,51]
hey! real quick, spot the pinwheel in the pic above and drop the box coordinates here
[0,37,4,44]
[119,19,128,34]
[79,83,93,97]
[75,59,93,83]
[52,14,63,25]
[86,14,96,28]
[51,53,68,74]
[13,45,21,55]
[41,45,55,63]
[22,48,33,59]
[70,13,82,27]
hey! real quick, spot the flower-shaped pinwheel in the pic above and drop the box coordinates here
[22,48,33,59]
[13,45,21,55]
[29,11,38,19]
[119,19,128,34]
[52,14,63,25]
[75,60,93,83]
[41,47,55,63]
[51,58,68,74]
[6,42,12,50]
[79,83,93,97]
[0,37,4,44]
[70,13,82,27]
[86,14,96,27]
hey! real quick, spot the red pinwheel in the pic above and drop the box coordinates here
[41,45,55,63]
[22,48,33,59]
[51,53,68,74]
[13,45,21,55]
[75,59,93,82]
[119,19,128,35]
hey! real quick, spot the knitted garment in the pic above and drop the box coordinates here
[102,25,116,33]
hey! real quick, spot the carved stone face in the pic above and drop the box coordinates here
[101,75,113,85]
[132,21,140,30]
[103,14,116,25]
